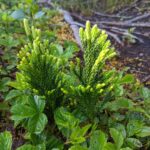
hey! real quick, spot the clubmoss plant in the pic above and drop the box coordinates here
[11,19,65,113]
[62,21,118,120]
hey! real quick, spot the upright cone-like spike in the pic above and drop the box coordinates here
[85,21,91,40]
[23,19,30,36]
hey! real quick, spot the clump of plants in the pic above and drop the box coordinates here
[2,19,150,150]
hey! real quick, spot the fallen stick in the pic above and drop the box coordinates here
[105,31,123,45]
[99,21,150,28]
[125,12,150,23]
[110,29,144,43]
[41,0,148,46]
[98,25,148,37]
[92,11,131,19]
[142,75,150,82]
[59,9,82,47]
[71,13,150,28]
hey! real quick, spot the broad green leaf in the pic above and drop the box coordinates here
[29,95,45,113]
[70,124,91,144]
[0,77,11,92]
[46,135,64,150]
[17,143,46,150]
[50,44,64,55]
[136,126,150,137]
[17,144,37,150]
[25,0,33,4]
[106,98,133,111]
[105,143,116,150]
[54,107,79,131]
[34,11,45,19]
[140,87,150,100]
[127,121,143,137]
[70,128,85,144]
[5,90,22,101]
[36,143,46,150]
[120,148,132,150]
[0,131,12,150]
[11,104,36,120]
[112,113,125,121]
[126,138,142,149]
[114,85,124,96]
[110,128,124,150]
[119,74,134,84]
[0,37,19,48]
[89,130,107,150]
[69,145,88,150]
[11,9,25,20]
[113,123,126,138]
[27,113,47,134]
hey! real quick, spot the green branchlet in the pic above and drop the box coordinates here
[14,19,65,111]
[65,21,117,120]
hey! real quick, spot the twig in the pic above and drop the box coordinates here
[71,13,88,22]
[72,22,85,27]
[60,9,82,47]
[125,12,150,23]
[105,31,123,45]
[110,29,144,43]
[142,75,150,82]
[99,21,150,28]
[92,11,131,19]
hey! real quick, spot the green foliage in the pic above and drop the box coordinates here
[0,2,149,148]
[10,19,74,112]
[63,21,136,120]
[8,20,150,149]
[89,130,107,150]
[0,131,12,150]
[109,128,124,150]
[54,108,141,150]
[11,95,47,134]
[79,21,116,85]
[54,107,91,144]
[17,144,46,150]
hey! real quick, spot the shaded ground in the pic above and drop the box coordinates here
[117,37,150,86]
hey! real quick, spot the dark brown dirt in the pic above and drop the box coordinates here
[117,37,150,86]
[0,112,25,150]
